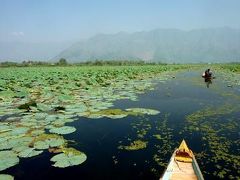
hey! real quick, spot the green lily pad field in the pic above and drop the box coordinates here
[0,64,240,179]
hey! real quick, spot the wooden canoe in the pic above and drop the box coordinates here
[160,140,204,180]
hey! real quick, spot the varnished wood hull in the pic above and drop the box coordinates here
[160,142,204,180]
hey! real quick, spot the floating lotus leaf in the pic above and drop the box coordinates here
[30,129,45,136]
[89,109,130,119]
[0,150,19,171]
[49,126,76,135]
[51,119,66,126]
[66,104,88,113]
[0,90,15,99]
[126,108,160,115]
[12,145,30,153]
[18,147,43,158]
[0,141,12,150]
[45,115,58,122]
[0,136,33,150]
[45,125,54,130]
[10,127,29,136]
[37,103,52,112]
[34,137,65,150]
[50,148,87,168]
[58,95,73,102]
[87,114,104,119]
[33,134,65,150]
[0,174,14,180]
[18,121,37,127]
[35,113,47,120]
[106,114,128,119]
[33,141,49,149]
[0,125,11,133]
[48,138,65,147]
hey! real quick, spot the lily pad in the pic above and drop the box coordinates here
[34,137,65,150]
[126,108,160,115]
[18,147,43,158]
[49,126,76,135]
[0,151,19,171]
[0,136,33,150]
[50,148,87,168]
[0,174,14,180]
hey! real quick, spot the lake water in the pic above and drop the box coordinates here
[3,70,240,179]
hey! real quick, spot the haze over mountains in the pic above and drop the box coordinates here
[55,27,240,63]
[1,27,240,63]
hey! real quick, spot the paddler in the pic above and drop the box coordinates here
[202,68,212,78]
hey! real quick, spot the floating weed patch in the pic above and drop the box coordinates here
[152,114,174,167]
[153,134,162,140]
[118,140,147,151]
[183,103,240,178]
[185,103,239,127]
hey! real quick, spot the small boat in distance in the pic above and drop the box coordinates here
[160,140,204,180]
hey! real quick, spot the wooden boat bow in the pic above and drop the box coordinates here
[160,140,204,180]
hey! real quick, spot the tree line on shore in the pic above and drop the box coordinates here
[0,58,239,67]
[0,58,167,67]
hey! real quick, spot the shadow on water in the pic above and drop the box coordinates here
[204,77,212,88]
[4,71,240,180]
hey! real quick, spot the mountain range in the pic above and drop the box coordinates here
[1,27,240,63]
[54,27,240,63]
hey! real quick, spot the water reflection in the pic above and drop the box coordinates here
[204,78,212,88]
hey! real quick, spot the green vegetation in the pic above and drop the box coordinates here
[0,64,239,179]
[217,63,240,73]
[57,58,68,65]
[0,65,185,178]
[0,60,167,67]
[50,148,87,168]
[183,103,240,179]
[0,174,14,180]
[118,140,148,150]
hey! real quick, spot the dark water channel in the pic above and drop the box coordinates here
[4,71,240,180]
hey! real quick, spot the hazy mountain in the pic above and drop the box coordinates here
[0,41,73,62]
[55,27,240,63]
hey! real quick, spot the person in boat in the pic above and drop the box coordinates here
[202,68,212,78]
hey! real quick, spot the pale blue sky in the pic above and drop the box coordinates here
[0,0,240,42]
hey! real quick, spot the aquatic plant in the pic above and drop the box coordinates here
[50,148,87,168]
[49,126,76,135]
[0,65,186,178]
[118,140,147,150]
[0,151,19,171]
[183,103,240,178]
[0,174,14,180]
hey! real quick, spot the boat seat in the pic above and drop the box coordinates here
[175,150,193,163]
